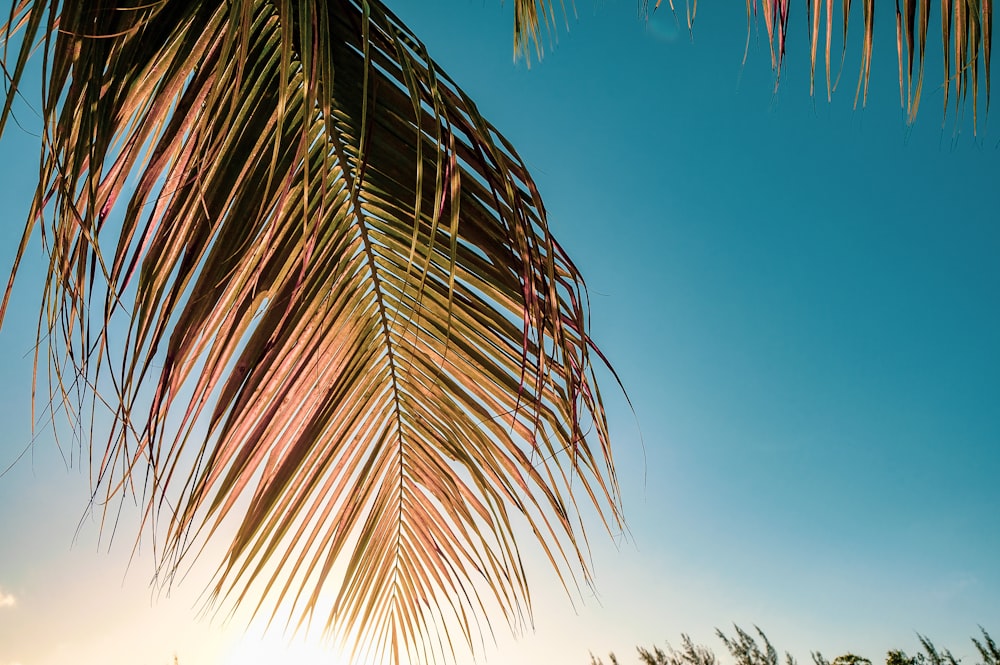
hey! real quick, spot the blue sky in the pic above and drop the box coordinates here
[1,3,998,665]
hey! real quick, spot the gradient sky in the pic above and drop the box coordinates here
[1,3,998,665]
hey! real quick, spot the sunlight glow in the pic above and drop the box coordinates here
[222,630,345,665]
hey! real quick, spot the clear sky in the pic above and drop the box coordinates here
[1,3,998,665]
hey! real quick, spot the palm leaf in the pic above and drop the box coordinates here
[0,1,622,663]
[676,0,994,128]
[746,0,993,127]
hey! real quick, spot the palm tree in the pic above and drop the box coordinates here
[0,2,991,665]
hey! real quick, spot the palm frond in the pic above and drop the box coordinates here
[746,0,994,126]
[511,0,582,63]
[632,1,993,128]
[0,1,622,663]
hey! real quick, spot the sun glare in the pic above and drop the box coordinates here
[223,630,345,665]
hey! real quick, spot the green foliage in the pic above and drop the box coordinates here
[716,625,793,665]
[973,628,1000,665]
[887,649,920,665]
[592,627,997,665]
[831,654,873,665]
[636,634,719,665]
[591,653,622,665]
[593,633,721,665]
[918,634,961,665]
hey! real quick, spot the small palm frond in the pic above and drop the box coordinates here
[0,1,622,664]
[749,0,993,126]
[634,1,993,128]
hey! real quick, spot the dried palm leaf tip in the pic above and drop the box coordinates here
[746,0,993,129]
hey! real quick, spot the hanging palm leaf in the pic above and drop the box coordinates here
[754,0,993,125]
[0,1,622,664]
[652,1,993,128]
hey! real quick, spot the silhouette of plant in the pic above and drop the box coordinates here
[590,626,996,665]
